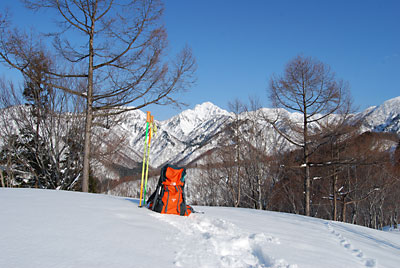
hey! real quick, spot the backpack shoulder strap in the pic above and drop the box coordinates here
[146,174,163,207]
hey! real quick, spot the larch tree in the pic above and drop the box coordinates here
[0,0,196,192]
[268,55,351,216]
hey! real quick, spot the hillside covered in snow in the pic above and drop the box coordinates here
[1,188,400,268]
[106,96,400,176]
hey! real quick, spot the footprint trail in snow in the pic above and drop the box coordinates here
[325,222,377,267]
[151,213,297,268]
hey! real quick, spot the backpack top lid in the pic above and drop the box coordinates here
[163,165,185,186]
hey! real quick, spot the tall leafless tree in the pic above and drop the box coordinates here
[268,55,351,216]
[227,99,246,207]
[0,0,196,192]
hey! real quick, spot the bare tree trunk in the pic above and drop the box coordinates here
[333,172,338,221]
[236,153,241,207]
[303,97,311,216]
[0,170,4,188]
[342,199,347,223]
[82,106,93,192]
[332,146,339,221]
[304,163,311,216]
[378,197,384,230]
[236,126,241,208]
[7,152,13,187]
[82,13,95,193]
[257,174,263,209]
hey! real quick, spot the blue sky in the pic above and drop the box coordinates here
[1,0,399,120]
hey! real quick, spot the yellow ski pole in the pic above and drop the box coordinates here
[143,115,156,205]
[139,111,151,207]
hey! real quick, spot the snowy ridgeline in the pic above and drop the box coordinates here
[1,188,400,268]
[99,97,400,181]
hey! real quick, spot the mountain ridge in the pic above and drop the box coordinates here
[99,96,400,181]
[2,96,399,181]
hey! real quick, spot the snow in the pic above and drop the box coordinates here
[162,102,232,138]
[359,96,400,133]
[1,188,400,268]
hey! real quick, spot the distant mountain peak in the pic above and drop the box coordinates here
[378,96,400,113]
[168,102,230,123]
[359,96,400,132]
[191,101,231,118]
[159,102,231,140]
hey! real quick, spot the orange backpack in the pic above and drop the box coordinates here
[147,164,193,216]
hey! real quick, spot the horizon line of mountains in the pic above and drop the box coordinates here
[100,96,400,181]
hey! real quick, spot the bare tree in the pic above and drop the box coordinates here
[198,98,275,210]
[338,132,398,225]
[0,166,5,187]
[0,0,196,192]
[235,98,275,210]
[268,55,351,216]
[226,99,246,207]
[195,154,231,207]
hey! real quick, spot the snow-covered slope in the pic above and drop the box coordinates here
[358,96,400,133]
[162,102,232,139]
[150,97,400,167]
[107,102,297,171]
[115,102,233,168]
[1,188,399,268]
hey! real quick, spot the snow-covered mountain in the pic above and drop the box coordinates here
[357,96,400,133]
[162,101,232,139]
[105,96,400,179]
[1,188,399,268]
[109,103,303,172]
[2,96,399,182]
[109,102,234,170]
